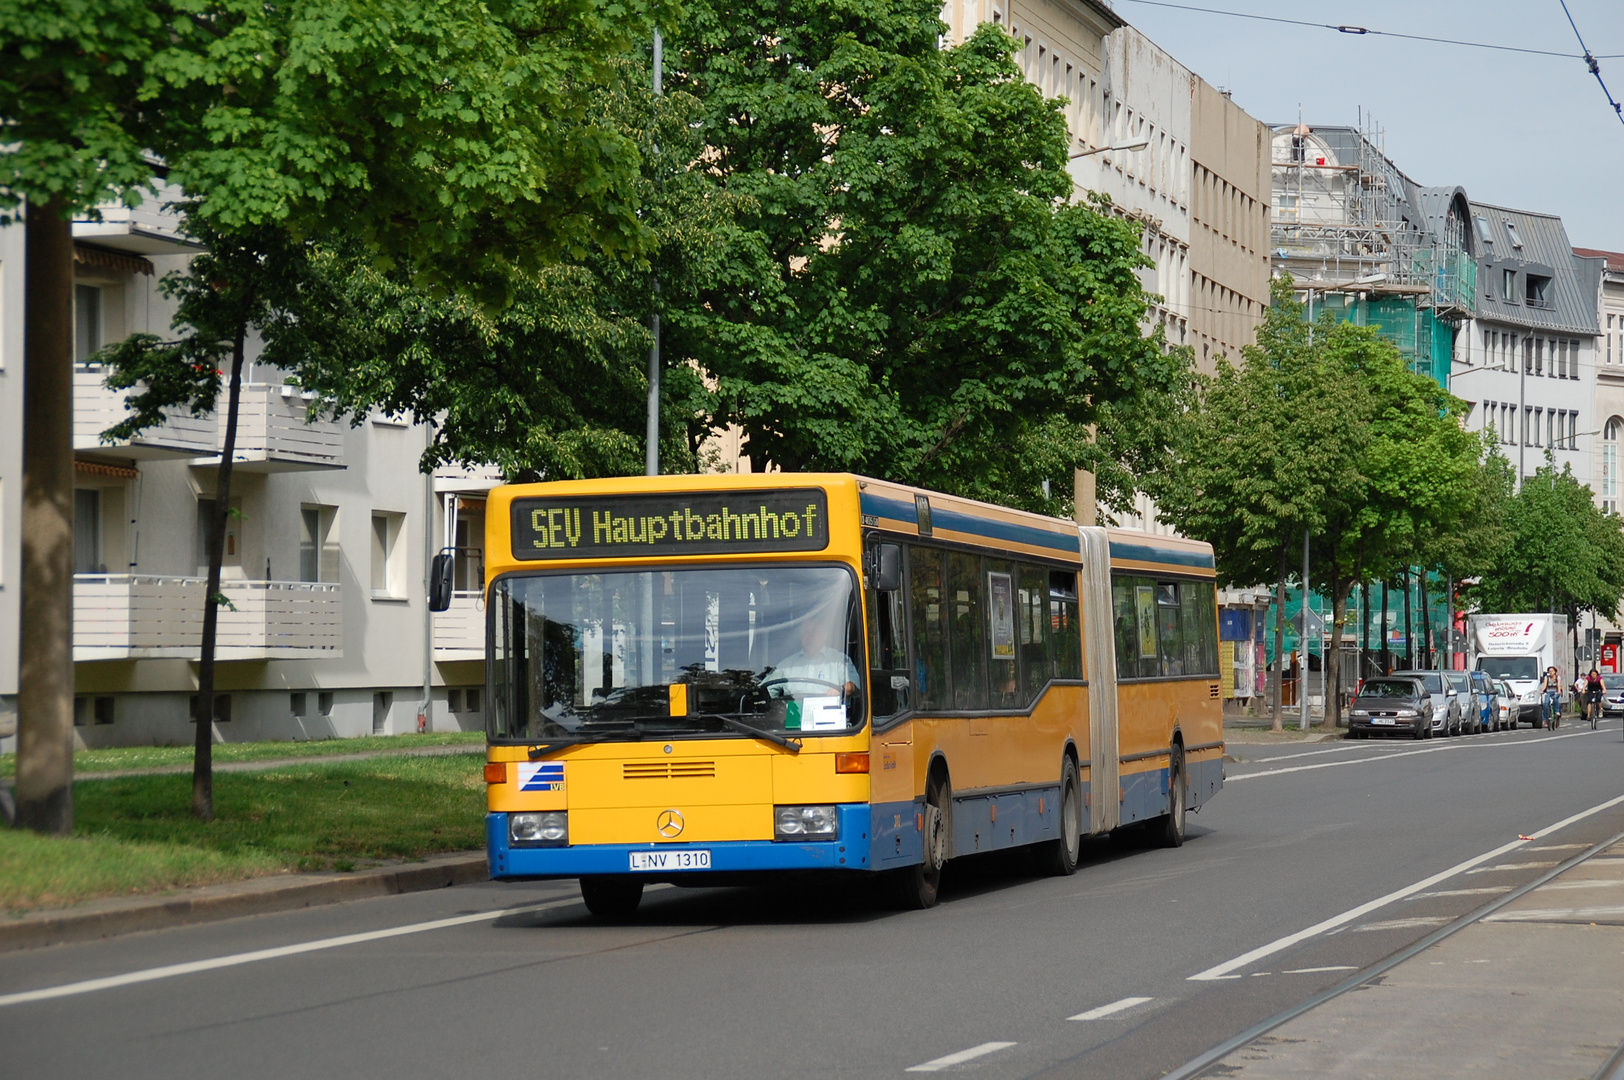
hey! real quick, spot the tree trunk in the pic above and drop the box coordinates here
[15,200,76,835]
[1272,546,1286,733]
[1402,569,1414,669]
[1380,580,1389,674]
[1418,569,1433,669]
[192,326,248,821]
[1327,580,1354,729]
[1361,582,1371,681]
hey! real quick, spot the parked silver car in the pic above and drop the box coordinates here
[1492,678,1516,730]
[1389,670,1458,736]
[1444,670,1484,735]
[1603,674,1624,718]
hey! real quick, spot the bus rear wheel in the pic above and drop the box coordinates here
[1035,757,1083,876]
[892,774,948,910]
[580,876,643,919]
[1157,745,1187,849]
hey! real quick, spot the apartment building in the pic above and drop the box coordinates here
[1574,247,1624,514]
[0,196,497,751]
[1451,205,1602,490]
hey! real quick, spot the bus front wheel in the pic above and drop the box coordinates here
[892,774,948,910]
[1158,745,1187,849]
[580,876,643,919]
[1035,756,1082,876]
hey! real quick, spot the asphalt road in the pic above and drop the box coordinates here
[4,720,1624,1080]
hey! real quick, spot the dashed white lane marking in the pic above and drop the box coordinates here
[1226,726,1606,782]
[1187,791,1624,981]
[906,1042,1017,1072]
[1542,878,1624,891]
[1527,844,1589,851]
[1485,904,1624,922]
[1282,966,1358,974]
[1068,996,1153,1021]
[1351,916,1452,933]
[1465,861,1559,874]
[0,893,598,1008]
[1410,886,1513,899]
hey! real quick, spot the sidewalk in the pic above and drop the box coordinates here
[1196,834,1624,1078]
[0,850,489,954]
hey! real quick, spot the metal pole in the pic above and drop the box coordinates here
[644,29,663,478]
[1301,528,1311,731]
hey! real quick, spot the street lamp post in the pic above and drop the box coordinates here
[1069,136,1151,160]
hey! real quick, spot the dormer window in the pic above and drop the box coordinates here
[1525,274,1552,308]
[1504,220,1523,248]
[1474,215,1492,243]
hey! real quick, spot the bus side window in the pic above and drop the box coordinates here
[988,559,1020,710]
[1049,570,1082,680]
[1181,579,1219,676]
[1157,581,1184,677]
[949,551,988,710]
[1018,564,1049,701]
[909,546,951,711]
[1112,574,1138,680]
[868,548,911,721]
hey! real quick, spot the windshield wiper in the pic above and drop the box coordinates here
[696,713,802,753]
[527,732,635,759]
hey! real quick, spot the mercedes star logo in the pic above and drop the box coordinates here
[656,809,685,838]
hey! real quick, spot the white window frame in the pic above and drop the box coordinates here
[370,510,408,600]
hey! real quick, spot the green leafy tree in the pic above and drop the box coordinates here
[77,0,670,821]
[664,7,1183,510]
[2,0,168,833]
[1468,459,1624,672]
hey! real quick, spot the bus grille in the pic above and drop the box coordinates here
[623,761,717,780]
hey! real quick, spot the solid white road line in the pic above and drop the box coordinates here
[0,895,587,1009]
[1068,996,1153,1021]
[1226,726,1605,782]
[905,1042,1018,1072]
[1187,791,1624,981]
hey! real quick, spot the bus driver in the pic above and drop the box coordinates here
[770,604,861,701]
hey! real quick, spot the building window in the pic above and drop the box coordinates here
[75,284,102,365]
[190,693,232,723]
[1474,215,1492,243]
[1534,338,1543,376]
[370,511,406,599]
[299,504,337,583]
[1605,418,1620,512]
[1504,220,1523,248]
[74,488,102,575]
[1524,406,1533,445]
[1526,274,1551,308]
[1482,400,1495,434]
[290,692,307,717]
[1502,268,1517,301]
[318,691,335,717]
[1610,316,1616,363]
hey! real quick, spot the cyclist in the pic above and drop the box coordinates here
[1541,666,1563,730]
[1583,667,1605,730]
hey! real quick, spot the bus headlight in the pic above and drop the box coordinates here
[774,805,839,840]
[510,811,568,846]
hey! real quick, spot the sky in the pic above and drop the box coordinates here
[1106,0,1624,251]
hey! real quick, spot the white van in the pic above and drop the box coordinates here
[1468,615,1571,727]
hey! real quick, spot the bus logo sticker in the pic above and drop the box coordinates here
[518,763,564,792]
[657,810,685,838]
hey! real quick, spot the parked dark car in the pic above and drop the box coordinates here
[1468,670,1498,730]
[1347,677,1433,740]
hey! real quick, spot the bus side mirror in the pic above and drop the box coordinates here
[872,544,901,592]
[429,550,455,612]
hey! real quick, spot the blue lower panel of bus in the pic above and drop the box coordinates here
[1187,756,1223,808]
[1120,767,1168,826]
[952,786,1062,856]
[486,805,872,879]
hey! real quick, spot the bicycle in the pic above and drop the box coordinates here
[1585,692,1602,730]
[1542,690,1561,731]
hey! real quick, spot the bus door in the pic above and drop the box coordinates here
[1080,527,1120,835]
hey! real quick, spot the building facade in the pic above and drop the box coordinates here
[1574,248,1624,514]
[1451,205,1601,490]
[0,195,496,753]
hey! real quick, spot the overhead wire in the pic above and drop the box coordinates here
[1557,0,1624,128]
[1113,0,1623,60]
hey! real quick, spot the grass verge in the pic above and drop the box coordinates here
[0,730,485,778]
[2,755,485,916]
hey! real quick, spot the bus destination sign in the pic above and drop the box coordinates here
[511,489,830,560]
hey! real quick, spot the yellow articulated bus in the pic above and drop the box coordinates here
[471,473,1222,915]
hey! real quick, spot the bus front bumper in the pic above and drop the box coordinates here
[486,806,873,879]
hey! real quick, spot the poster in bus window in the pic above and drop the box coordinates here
[988,572,1015,659]
[1135,585,1158,657]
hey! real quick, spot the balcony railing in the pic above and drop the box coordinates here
[74,576,342,661]
[74,374,346,471]
[225,385,345,471]
[432,592,485,660]
[74,369,218,459]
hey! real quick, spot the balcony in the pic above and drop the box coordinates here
[432,592,486,661]
[75,369,219,460]
[74,576,342,661]
[227,384,345,472]
[73,179,198,256]
[74,376,346,471]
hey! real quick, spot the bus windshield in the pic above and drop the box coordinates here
[489,565,864,743]
[1476,656,1539,681]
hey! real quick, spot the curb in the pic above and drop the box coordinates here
[0,851,489,954]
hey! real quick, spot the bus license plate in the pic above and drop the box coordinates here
[629,849,711,871]
[1372,717,1395,725]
